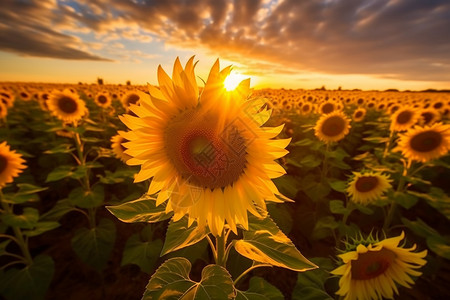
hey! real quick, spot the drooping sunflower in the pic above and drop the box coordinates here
[314,111,351,143]
[390,107,420,132]
[331,232,427,300]
[47,89,87,123]
[347,171,392,205]
[120,57,291,236]
[95,91,112,108]
[0,142,26,187]
[396,122,450,163]
[352,107,366,122]
[111,131,132,162]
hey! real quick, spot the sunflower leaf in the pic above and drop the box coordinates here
[2,207,39,229]
[233,215,317,272]
[161,216,209,256]
[45,165,74,182]
[143,257,235,299]
[106,194,172,223]
[292,257,334,300]
[121,233,163,273]
[236,276,284,300]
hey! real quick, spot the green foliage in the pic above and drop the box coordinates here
[143,257,235,299]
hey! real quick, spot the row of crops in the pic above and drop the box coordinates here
[0,80,449,299]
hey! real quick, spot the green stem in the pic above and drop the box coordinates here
[383,175,407,232]
[233,263,272,286]
[215,230,227,267]
[321,143,331,182]
[383,130,395,160]
[0,194,33,266]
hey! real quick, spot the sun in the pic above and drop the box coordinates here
[223,72,247,91]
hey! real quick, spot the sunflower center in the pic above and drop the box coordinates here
[58,97,78,113]
[322,103,334,114]
[355,111,363,118]
[396,111,412,124]
[351,247,396,280]
[321,116,346,137]
[126,94,140,106]
[410,131,442,152]
[165,109,247,189]
[421,112,433,125]
[98,95,107,104]
[0,154,7,174]
[355,176,378,192]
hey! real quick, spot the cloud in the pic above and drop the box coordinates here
[1,0,449,82]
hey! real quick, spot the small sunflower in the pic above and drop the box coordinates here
[318,100,339,115]
[390,107,420,132]
[0,89,14,108]
[120,57,291,236]
[396,122,450,163]
[47,89,87,123]
[300,103,313,115]
[352,108,366,122]
[332,232,427,300]
[314,111,351,143]
[95,92,112,108]
[0,102,7,119]
[121,91,141,110]
[347,171,392,205]
[111,131,132,162]
[0,142,26,187]
[419,108,440,126]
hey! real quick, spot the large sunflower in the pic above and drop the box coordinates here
[396,122,450,163]
[347,171,392,205]
[314,111,351,143]
[331,232,427,300]
[120,57,291,236]
[0,142,26,187]
[47,89,87,123]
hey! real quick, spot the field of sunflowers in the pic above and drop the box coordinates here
[0,58,450,300]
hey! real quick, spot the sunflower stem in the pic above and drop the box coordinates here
[382,130,395,161]
[0,192,33,266]
[214,228,228,267]
[383,172,407,232]
[233,263,272,286]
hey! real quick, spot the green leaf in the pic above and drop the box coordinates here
[45,165,74,182]
[327,179,347,193]
[23,221,60,237]
[299,155,322,168]
[143,257,235,299]
[427,236,450,260]
[161,216,209,256]
[329,200,350,215]
[312,216,339,240]
[97,169,135,184]
[0,240,12,255]
[393,191,418,209]
[292,257,334,300]
[408,188,450,220]
[121,233,163,273]
[71,218,116,270]
[2,207,39,229]
[291,139,314,147]
[81,136,103,143]
[68,184,104,208]
[233,215,317,271]
[401,218,439,238]
[273,175,301,199]
[40,199,75,221]
[236,276,284,300]
[0,255,54,300]
[267,204,293,235]
[106,194,172,223]
[43,143,74,154]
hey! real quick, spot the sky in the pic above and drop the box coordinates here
[0,0,449,90]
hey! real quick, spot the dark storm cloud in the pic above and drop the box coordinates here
[0,0,111,61]
[2,0,449,81]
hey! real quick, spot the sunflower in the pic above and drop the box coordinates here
[318,100,338,115]
[0,89,14,108]
[352,108,366,122]
[419,108,440,126]
[0,102,7,119]
[314,111,351,143]
[111,131,132,162]
[331,232,427,300]
[95,91,112,108]
[47,89,87,124]
[390,107,420,132]
[300,103,313,115]
[396,122,450,163]
[120,57,291,236]
[121,91,141,110]
[347,171,392,205]
[0,142,26,187]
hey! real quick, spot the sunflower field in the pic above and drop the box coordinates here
[1,58,450,300]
